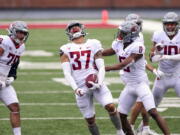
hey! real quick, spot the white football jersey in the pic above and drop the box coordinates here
[152,30,180,74]
[137,32,144,43]
[60,39,102,87]
[0,35,25,77]
[112,37,148,84]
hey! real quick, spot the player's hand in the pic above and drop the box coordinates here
[105,66,111,72]
[0,80,6,89]
[153,69,165,78]
[6,77,14,86]
[155,43,164,52]
[75,88,85,96]
[151,55,163,62]
[88,81,101,90]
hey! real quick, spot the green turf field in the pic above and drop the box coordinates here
[0,27,179,135]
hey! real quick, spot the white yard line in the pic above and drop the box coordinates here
[0,97,179,108]
[16,90,175,94]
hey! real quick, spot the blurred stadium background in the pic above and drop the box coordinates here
[0,0,180,135]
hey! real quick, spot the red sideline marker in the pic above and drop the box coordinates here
[101,9,109,24]
[0,23,116,29]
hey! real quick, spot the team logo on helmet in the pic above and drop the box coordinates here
[117,21,140,44]
[66,22,86,41]
[125,13,143,31]
[162,12,179,36]
[8,21,29,44]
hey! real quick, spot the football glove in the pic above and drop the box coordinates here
[153,69,165,79]
[0,80,6,89]
[75,88,85,96]
[151,55,163,62]
[6,77,15,86]
[88,81,101,90]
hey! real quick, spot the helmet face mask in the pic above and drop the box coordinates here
[162,12,179,36]
[8,21,29,44]
[118,21,140,44]
[66,22,86,41]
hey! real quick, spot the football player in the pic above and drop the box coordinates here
[104,21,170,135]
[60,22,124,135]
[102,14,163,135]
[126,13,161,135]
[0,21,29,135]
[139,11,180,133]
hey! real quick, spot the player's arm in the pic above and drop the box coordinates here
[60,50,78,91]
[160,48,180,61]
[6,59,20,86]
[0,47,4,56]
[60,50,84,96]
[149,42,156,62]
[102,48,115,56]
[105,53,142,71]
[94,50,105,87]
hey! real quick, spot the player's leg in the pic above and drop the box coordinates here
[76,91,100,135]
[118,85,137,135]
[94,84,124,135]
[152,78,168,106]
[148,108,170,135]
[85,115,100,135]
[129,101,143,132]
[0,85,21,135]
[174,75,180,97]
[8,103,21,135]
[138,82,170,135]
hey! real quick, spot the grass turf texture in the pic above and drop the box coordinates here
[0,28,179,135]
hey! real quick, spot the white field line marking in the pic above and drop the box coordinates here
[18,72,119,75]
[19,61,61,69]
[52,77,153,86]
[14,77,152,86]
[23,50,53,57]
[16,89,175,94]
[0,116,180,121]
[0,98,178,108]
[108,20,162,32]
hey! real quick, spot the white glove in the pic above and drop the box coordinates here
[88,81,101,90]
[6,77,14,86]
[155,43,164,53]
[0,80,6,89]
[75,88,85,96]
[151,55,163,62]
[153,69,165,78]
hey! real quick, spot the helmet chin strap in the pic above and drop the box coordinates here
[166,31,176,36]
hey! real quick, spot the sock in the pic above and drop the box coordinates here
[117,129,125,135]
[131,124,135,131]
[143,126,150,131]
[13,127,21,135]
[109,112,122,130]
[88,123,100,135]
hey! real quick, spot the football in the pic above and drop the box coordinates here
[85,74,98,88]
